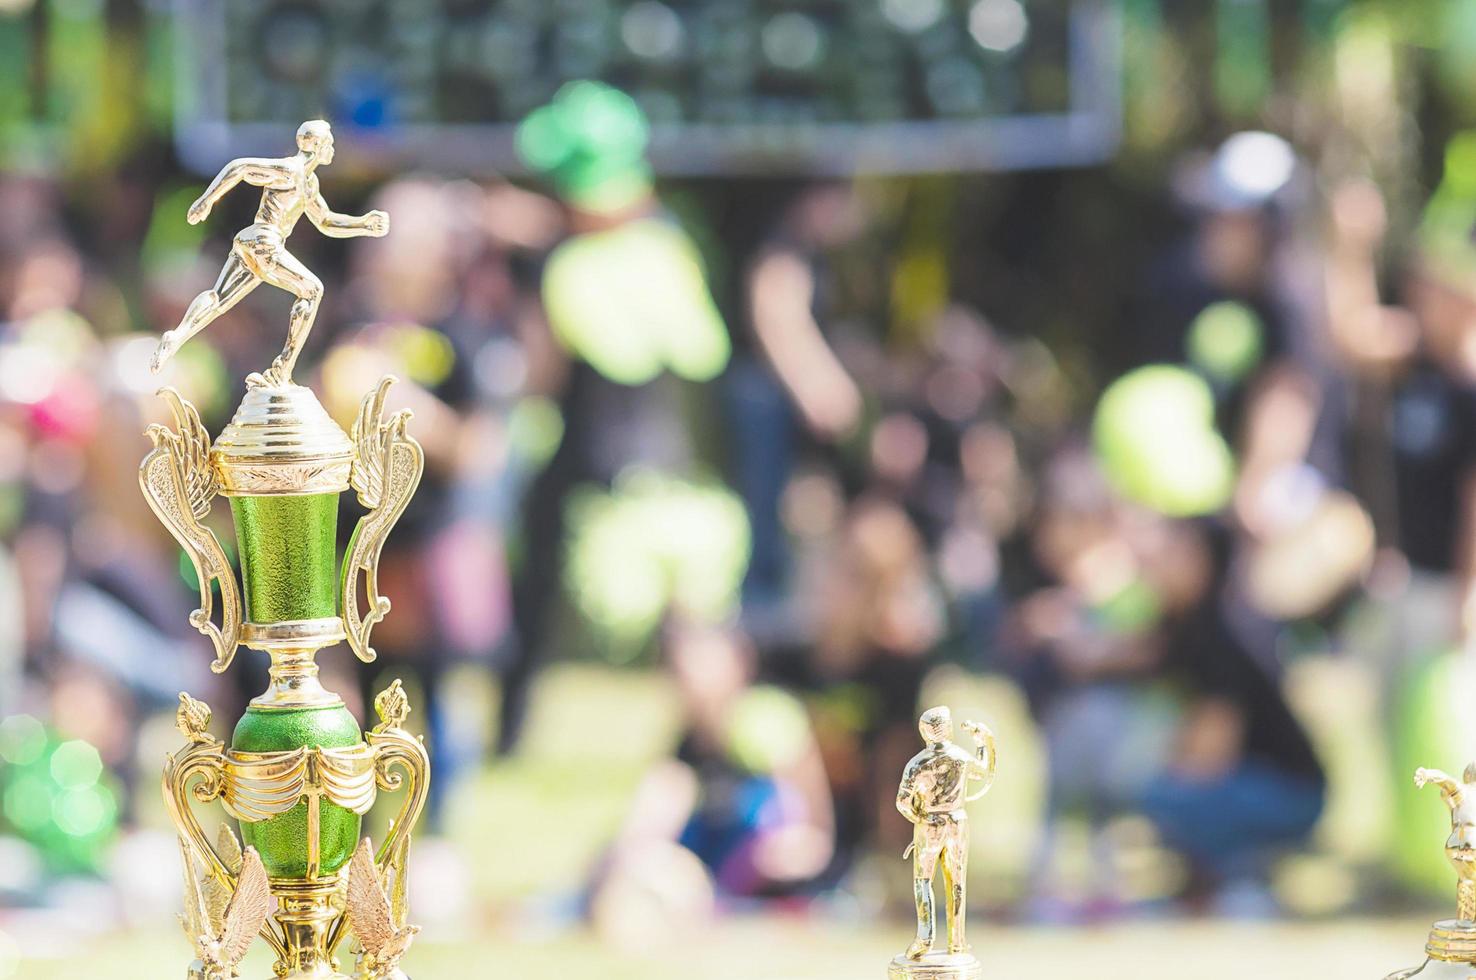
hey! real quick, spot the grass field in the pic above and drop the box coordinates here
[12,917,1437,979]
[3,662,1446,978]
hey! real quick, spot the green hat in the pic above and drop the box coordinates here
[516,81,653,214]
[1417,131,1476,291]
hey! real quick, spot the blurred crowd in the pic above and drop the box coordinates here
[10,28,1476,950]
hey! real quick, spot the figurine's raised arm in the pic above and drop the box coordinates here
[305,184,389,239]
[1416,767,1466,808]
[960,719,997,802]
[188,157,291,224]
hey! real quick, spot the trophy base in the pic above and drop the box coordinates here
[888,951,984,980]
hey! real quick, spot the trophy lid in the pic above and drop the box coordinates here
[211,384,354,496]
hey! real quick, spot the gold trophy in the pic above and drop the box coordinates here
[1384,765,1476,978]
[891,707,998,980]
[142,119,428,980]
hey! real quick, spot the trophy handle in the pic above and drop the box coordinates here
[140,388,242,673]
[325,681,429,954]
[342,376,424,664]
[164,723,288,961]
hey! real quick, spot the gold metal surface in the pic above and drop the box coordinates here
[345,837,419,979]
[212,385,354,496]
[148,119,427,980]
[140,389,242,673]
[180,836,274,980]
[887,951,986,980]
[1417,765,1476,924]
[1410,764,1476,964]
[1426,920,1476,963]
[165,697,290,965]
[166,687,429,979]
[242,618,347,651]
[243,618,350,708]
[271,875,352,979]
[894,706,997,968]
[342,378,424,663]
[149,119,388,389]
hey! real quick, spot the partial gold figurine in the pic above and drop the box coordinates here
[1383,764,1476,978]
[891,706,997,980]
[150,119,388,388]
[1416,765,1476,922]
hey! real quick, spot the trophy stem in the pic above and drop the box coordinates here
[255,645,336,708]
[272,876,349,979]
[241,618,348,708]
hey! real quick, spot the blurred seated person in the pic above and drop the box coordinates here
[1005,444,1175,919]
[1138,518,1326,913]
[589,621,834,943]
[807,496,945,878]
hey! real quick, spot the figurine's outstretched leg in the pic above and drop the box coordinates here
[907,877,935,959]
[152,253,257,374]
[942,826,969,954]
[247,248,322,389]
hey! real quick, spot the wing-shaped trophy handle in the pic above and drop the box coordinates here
[165,694,287,961]
[324,680,429,957]
[139,388,242,672]
[342,376,424,663]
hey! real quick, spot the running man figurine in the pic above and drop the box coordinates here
[891,706,997,980]
[150,119,388,389]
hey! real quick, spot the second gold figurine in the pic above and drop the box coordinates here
[891,706,998,980]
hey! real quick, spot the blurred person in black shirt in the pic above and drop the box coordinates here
[726,182,868,625]
[323,176,516,826]
[1324,135,1476,659]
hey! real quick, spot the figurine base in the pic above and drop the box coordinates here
[888,951,984,980]
[1428,918,1476,962]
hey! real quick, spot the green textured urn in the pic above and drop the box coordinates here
[214,386,362,881]
[231,494,340,623]
[232,704,363,877]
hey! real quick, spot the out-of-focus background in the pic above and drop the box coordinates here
[6,1,1476,977]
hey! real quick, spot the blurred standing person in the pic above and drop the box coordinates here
[1139,133,1354,550]
[1321,137,1476,895]
[321,176,506,825]
[1318,136,1476,655]
[728,183,868,623]
[504,82,731,754]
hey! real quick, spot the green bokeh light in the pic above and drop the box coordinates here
[0,715,46,766]
[49,739,103,789]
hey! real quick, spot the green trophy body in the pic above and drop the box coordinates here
[232,494,340,624]
[229,489,356,880]
[232,704,363,878]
